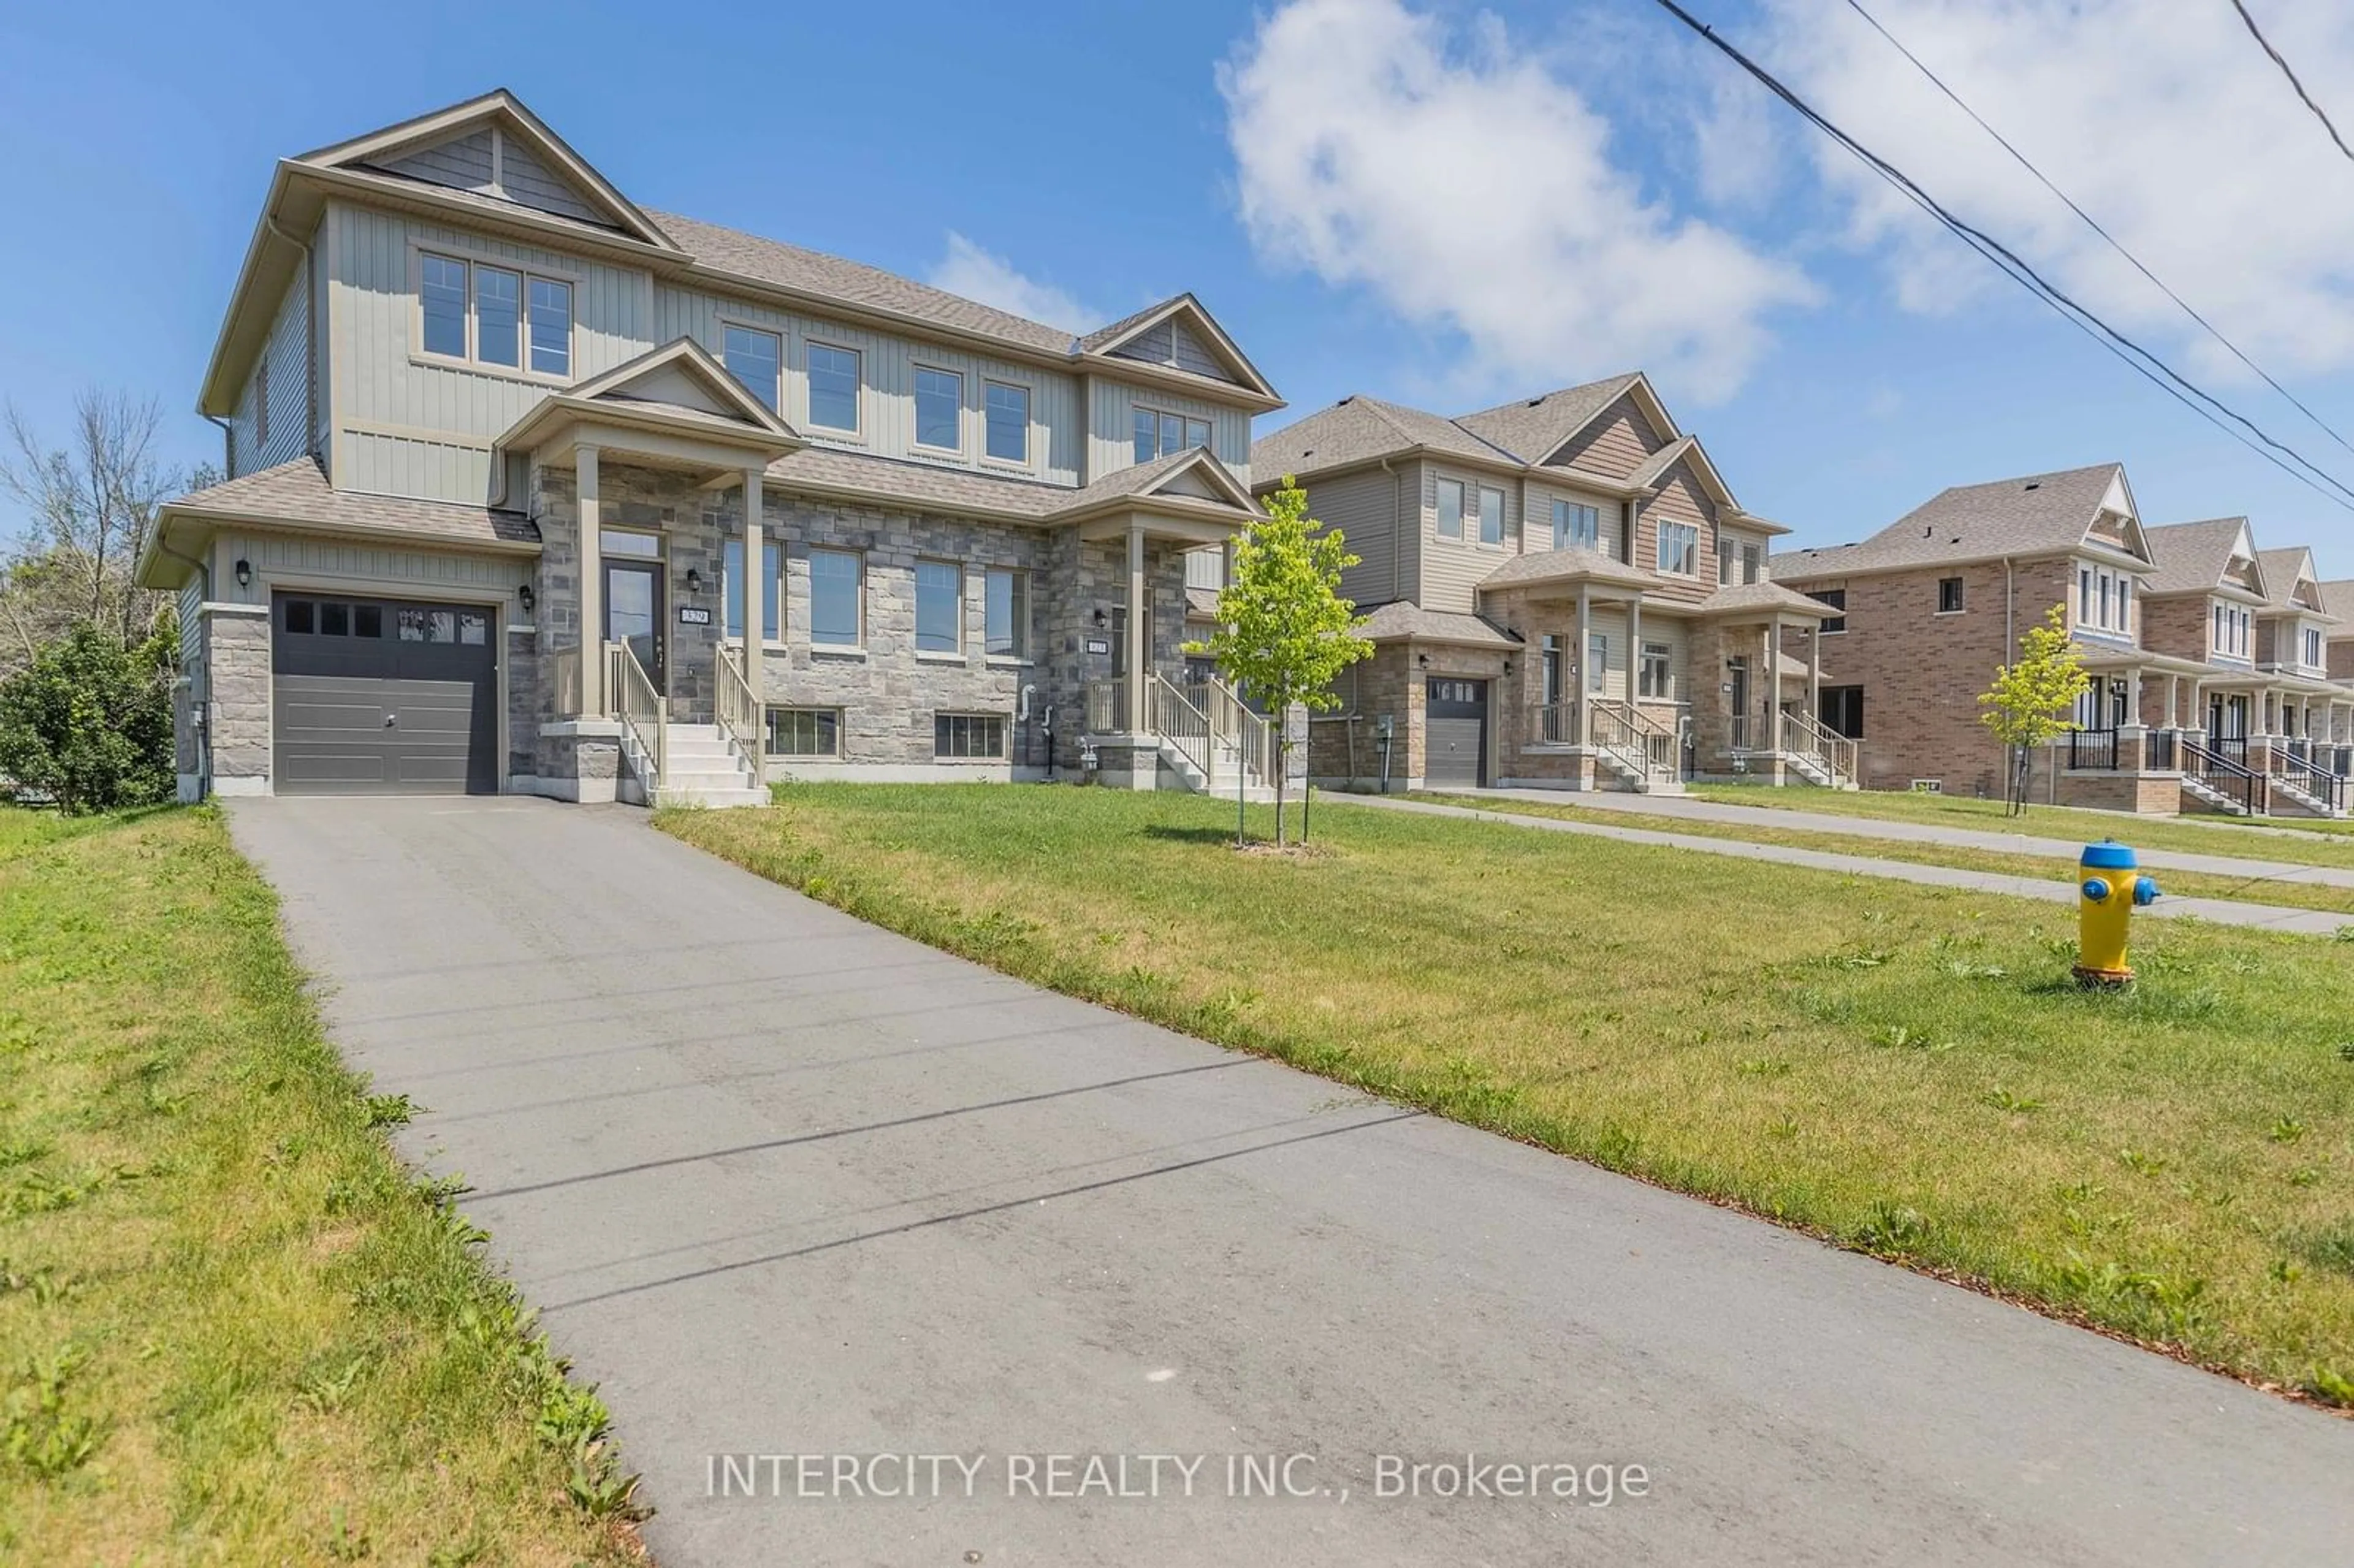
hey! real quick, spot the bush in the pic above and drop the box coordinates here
[0,625,175,812]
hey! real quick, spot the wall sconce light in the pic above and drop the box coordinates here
[685,567,703,595]
[517,582,536,615]
[1417,652,1430,668]
[1092,607,1109,629]
[234,558,253,589]
[1503,658,1514,676]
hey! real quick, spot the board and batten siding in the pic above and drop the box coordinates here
[652,284,1083,486]
[1087,376,1253,488]
[375,126,604,228]
[327,201,652,503]
[204,528,533,611]
[1414,462,1520,615]
[229,267,315,478]
[1294,466,1407,609]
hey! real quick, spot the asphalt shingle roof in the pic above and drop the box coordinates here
[1479,546,1659,593]
[2140,518,2250,596]
[1777,463,2125,579]
[763,443,1253,524]
[1251,396,1519,482]
[1354,602,1522,648]
[1451,375,1645,463]
[166,459,538,548]
[2255,546,2325,612]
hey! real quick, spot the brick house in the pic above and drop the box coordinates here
[134,91,1282,804]
[1249,376,1844,794]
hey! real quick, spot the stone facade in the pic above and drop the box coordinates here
[207,609,272,788]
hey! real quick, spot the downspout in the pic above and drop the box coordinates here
[153,523,213,803]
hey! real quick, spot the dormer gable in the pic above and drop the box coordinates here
[566,338,799,437]
[1081,295,1278,400]
[2079,468,2153,566]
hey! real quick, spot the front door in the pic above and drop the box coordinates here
[604,559,666,693]
[1727,657,1751,748]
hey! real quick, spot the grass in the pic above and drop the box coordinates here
[1401,793,2354,919]
[0,807,646,1565]
[1687,781,2354,867]
[665,784,2354,1410]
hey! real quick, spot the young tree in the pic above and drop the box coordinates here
[0,621,177,813]
[1978,603,2090,815]
[1190,477,1373,845]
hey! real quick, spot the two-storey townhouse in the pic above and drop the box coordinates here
[1773,464,2184,810]
[134,91,1282,804]
[2252,547,2349,759]
[1247,376,1844,794]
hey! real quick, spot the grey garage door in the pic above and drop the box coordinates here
[272,593,498,796]
[1425,677,1488,789]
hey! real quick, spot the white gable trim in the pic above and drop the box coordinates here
[1086,295,1278,400]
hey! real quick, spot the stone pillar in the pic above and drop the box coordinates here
[1126,522,1147,734]
[578,444,604,716]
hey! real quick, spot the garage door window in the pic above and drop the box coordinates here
[400,608,460,643]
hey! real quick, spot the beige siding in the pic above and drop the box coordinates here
[1551,393,1663,479]
[1415,462,1518,614]
[1087,376,1253,487]
[376,126,602,227]
[1294,467,1406,607]
[497,135,602,226]
[1632,458,1719,605]
[654,284,1083,485]
[1522,476,1621,560]
[205,528,531,609]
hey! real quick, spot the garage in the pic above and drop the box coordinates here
[271,592,498,795]
[1425,676,1488,789]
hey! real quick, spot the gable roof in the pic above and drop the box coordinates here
[2141,517,2264,598]
[565,337,799,438]
[2255,546,2329,614]
[1777,463,2144,581]
[1479,546,1660,594]
[1452,374,1651,464]
[2321,579,2354,628]
[1076,293,1279,400]
[1354,603,1522,649]
[1251,395,1522,483]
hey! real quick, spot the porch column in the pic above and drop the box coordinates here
[1808,618,1822,720]
[1126,522,1148,734]
[2124,665,2142,727]
[579,443,603,716]
[1575,584,1593,742]
[1767,618,1785,746]
[1626,593,1643,702]
[741,465,764,685]
[2168,673,2181,730]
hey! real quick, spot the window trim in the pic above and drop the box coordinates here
[1811,587,1848,635]
[933,711,1010,761]
[984,565,1030,660]
[408,242,580,386]
[1435,477,1466,541]
[1131,403,1213,466]
[1476,484,1506,549]
[1656,519,1699,577]
[913,557,966,657]
[911,362,966,455]
[1552,498,1600,553]
[1586,631,1610,695]
[807,546,866,648]
[804,338,865,438]
[982,378,1034,470]
[763,706,843,759]
[722,536,785,645]
[1639,639,1673,700]
[720,319,785,414]
[1936,576,1966,615]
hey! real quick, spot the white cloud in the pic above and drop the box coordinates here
[1219,0,1818,403]
[928,233,1094,333]
[1750,0,2354,380]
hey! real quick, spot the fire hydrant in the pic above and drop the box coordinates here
[2073,841,2159,988]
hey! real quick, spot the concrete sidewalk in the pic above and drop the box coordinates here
[1342,794,2348,936]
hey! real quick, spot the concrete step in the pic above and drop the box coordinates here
[665,768,756,791]
[655,785,769,809]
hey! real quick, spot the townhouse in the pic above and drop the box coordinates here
[1777,468,2353,816]
[1249,376,1846,794]
[135,91,1281,804]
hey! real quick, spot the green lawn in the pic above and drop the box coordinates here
[0,808,646,1565]
[1403,793,2354,920]
[1688,782,2354,867]
[666,785,2354,1412]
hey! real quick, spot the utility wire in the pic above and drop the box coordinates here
[1846,0,2354,462]
[2230,0,2354,164]
[1642,0,2354,514]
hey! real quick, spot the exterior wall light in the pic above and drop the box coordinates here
[1092,607,1109,628]
[517,582,536,615]
[685,567,703,595]
[234,558,253,589]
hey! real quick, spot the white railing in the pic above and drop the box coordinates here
[1588,699,1677,785]
[1528,702,1579,746]
[1148,674,1213,778]
[715,643,763,782]
[1202,677,1277,790]
[1779,708,1858,788]
[1086,679,1122,734]
[609,640,665,795]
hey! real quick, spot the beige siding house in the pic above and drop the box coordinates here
[139,91,1285,804]
[1252,376,1845,794]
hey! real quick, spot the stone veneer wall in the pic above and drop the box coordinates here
[207,610,272,787]
[533,461,1195,777]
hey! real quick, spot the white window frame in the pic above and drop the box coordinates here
[764,706,842,758]
[985,566,1030,660]
[1586,631,1610,695]
[1552,498,1599,552]
[913,558,966,657]
[805,340,864,437]
[911,363,966,455]
[1435,477,1466,541]
[1476,485,1506,549]
[807,547,865,647]
[1657,520,1699,577]
[721,321,785,414]
[1639,640,1672,700]
[983,379,1033,469]
[411,244,578,384]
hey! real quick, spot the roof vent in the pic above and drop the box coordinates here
[1922,525,1933,538]
[2023,481,2041,490]
[1336,395,1354,406]
[1526,395,1547,406]
[1302,447,1315,457]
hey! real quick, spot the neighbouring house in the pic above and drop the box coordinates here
[1774,463,2181,809]
[2326,580,2354,686]
[134,90,1284,805]
[1248,376,1845,794]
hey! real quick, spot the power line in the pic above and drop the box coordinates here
[2230,0,2354,164]
[1846,0,2354,462]
[1642,0,2354,514]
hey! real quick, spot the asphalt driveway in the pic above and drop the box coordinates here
[227,796,2354,1567]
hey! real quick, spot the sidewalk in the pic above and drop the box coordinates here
[1447,787,2354,891]
[1338,794,2349,937]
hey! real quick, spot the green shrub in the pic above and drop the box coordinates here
[0,625,174,812]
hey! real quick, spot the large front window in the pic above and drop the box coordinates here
[985,567,1029,657]
[725,326,782,411]
[417,253,569,375]
[915,560,962,653]
[807,343,861,432]
[1132,405,1210,463]
[722,538,781,641]
[809,549,863,645]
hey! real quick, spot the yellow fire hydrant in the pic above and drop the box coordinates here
[2074,841,2159,987]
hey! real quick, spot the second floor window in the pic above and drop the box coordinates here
[2305,626,2325,667]
[1658,520,1699,576]
[986,382,1030,463]
[2213,603,2250,657]
[915,367,962,451]
[1134,406,1211,463]
[419,254,573,377]
[1436,478,1466,539]
[1811,587,1847,634]
[724,327,782,411]
[1553,500,1599,552]
[808,344,861,433]
[1938,576,1965,614]
[986,566,1029,657]
[915,560,962,653]
[809,549,862,645]
[1477,486,1505,546]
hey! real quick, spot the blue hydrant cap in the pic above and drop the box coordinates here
[2081,841,2138,870]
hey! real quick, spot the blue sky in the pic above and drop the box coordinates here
[6,0,2354,573]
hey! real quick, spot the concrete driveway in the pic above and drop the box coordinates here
[227,797,2354,1567]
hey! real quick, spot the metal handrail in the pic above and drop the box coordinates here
[2066,726,2120,771]
[1201,677,1276,790]
[2143,728,2179,773]
[1779,708,1858,786]
[714,643,763,780]
[1147,674,1213,779]
[2181,735,2264,816]
[1528,702,1579,746]
[609,640,665,796]
[1589,699,1675,784]
[2271,744,2348,813]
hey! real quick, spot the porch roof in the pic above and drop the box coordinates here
[2076,648,2214,677]
[1357,601,1522,649]
[1479,546,1659,595]
[1692,580,1834,620]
